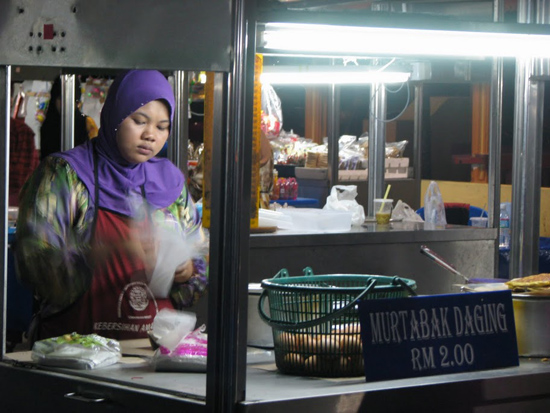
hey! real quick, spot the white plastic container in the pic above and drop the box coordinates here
[247,283,274,348]
[280,208,352,232]
[470,217,488,228]
[258,208,293,229]
[8,206,18,227]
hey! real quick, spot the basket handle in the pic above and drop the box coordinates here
[257,278,377,331]
[273,268,290,279]
[302,267,315,276]
[392,276,417,296]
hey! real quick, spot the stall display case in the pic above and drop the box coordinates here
[3,1,550,412]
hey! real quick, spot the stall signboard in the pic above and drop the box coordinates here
[358,290,519,382]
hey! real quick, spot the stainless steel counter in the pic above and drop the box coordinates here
[250,223,499,295]
[243,353,550,412]
[3,346,550,412]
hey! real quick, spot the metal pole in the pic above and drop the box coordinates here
[489,0,504,276]
[60,74,76,151]
[413,83,423,205]
[510,0,544,278]
[170,70,189,176]
[536,0,550,76]
[206,0,250,410]
[0,65,10,357]
[367,83,387,217]
[327,83,340,192]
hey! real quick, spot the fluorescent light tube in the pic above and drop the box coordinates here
[261,23,550,58]
[260,66,410,84]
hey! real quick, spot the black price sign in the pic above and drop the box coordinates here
[358,290,519,382]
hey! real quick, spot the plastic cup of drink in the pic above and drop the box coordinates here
[470,217,488,228]
[374,198,393,225]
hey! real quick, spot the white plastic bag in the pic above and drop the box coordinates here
[149,224,207,298]
[392,200,424,222]
[261,83,283,139]
[423,181,447,226]
[323,185,365,226]
[151,308,197,351]
[129,197,209,299]
[152,324,208,372]
[31,333,121,370]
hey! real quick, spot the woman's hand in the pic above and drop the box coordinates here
[174,260,194,284]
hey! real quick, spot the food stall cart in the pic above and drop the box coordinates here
[0,0,243,411]
[2,1,550,412]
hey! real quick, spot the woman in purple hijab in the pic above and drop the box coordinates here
[16,70,208,341]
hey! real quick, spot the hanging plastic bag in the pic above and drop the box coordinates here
[323,185,365,226]
[423,181,447,226]
[261,83,283,139]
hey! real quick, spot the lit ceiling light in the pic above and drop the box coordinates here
[261,65,411,84]
[260,23,550,58]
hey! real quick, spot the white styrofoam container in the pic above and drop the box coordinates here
[385,157,410,179]
[338,157,411,181]
[339,170,368,181]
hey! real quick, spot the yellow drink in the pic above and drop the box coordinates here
[376,212,391,225]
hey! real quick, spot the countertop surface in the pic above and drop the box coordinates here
[250,221,498,247]
[6,340,550,411]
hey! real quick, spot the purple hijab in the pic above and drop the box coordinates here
[57,70,184,216]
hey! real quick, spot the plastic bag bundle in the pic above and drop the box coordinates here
[31,333,121,370]
[152,325,208,372]
[423,181,447,226]
[323,185,365,226]
[150,308,198,350]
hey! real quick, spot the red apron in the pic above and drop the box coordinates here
[39,209,173,340]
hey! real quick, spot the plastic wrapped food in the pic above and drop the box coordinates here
[270,132,317,166]
[261,83,283,139]
[151,325,208,372]
[338,135,367,170]
[342,134,408,169]
[31,332,121,370]
[386,140,408,158]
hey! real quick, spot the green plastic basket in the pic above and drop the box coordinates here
[259,267,417,378]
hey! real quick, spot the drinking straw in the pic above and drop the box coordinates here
[383,184,391,200]
[378,184,392,213]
